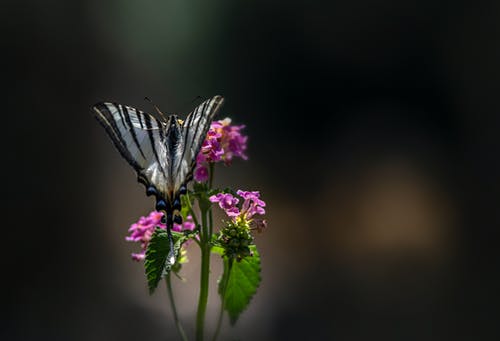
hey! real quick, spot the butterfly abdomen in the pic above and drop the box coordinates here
[167,115,182,148]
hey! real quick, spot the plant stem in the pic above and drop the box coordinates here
[209,163,214,189]
[196,210,211,341]
[165,275,188,341]
[208,209,213,238]
[211,258,232,341]
[196,165,216,340]
[208,164,215,237]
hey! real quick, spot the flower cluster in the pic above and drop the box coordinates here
[194,118,248,182]
[210,190,266,222]
[126,211,195,261]
[210,190,267,260]
[218,220,254,261]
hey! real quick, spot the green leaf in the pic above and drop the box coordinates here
[218,246,261,325]
[145,229,186,294]
[211,245,225,256]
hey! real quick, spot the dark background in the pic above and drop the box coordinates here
[3,0,500,340]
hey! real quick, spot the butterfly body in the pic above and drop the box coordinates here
[93,95,224,264]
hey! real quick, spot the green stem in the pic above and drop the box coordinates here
[195,164,216,340]
[209,163,214,189]
[211,258,232,341]
[196,210,211,341]
[208,209,213,239]
[208,164,214,237]
[165,275,188,341]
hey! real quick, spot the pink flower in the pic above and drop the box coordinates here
[220,121,248,164]
[210,190,266,222]
[126,211,195,261]
[201,130,224,162]
[237,190,266,219]
[195,118,248,182]
[194,164,209,182]
[209,193,240,217]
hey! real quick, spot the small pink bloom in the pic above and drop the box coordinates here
[194,165,209,182]
[182,215,196,231]
[225,207,241,217]
[237,190,266,219]
[131,252,146,261]
[194,118,249,182]
[126,212,196,261]
[210,189,266,222]
[209,193,241,217]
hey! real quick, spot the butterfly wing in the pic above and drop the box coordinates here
[93,102,170,194]
[172,95,224,191]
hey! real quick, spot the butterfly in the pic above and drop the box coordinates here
[93,95,224,264]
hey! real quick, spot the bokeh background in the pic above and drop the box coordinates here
[3,0,500,340]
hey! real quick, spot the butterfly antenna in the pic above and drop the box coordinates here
[169,96,202,118]
[177,95,203,114]
[144,96,168,121]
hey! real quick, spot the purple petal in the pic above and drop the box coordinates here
[194,165,209,182]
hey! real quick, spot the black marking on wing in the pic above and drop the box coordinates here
[94,103,143,171]
[93,102,171,196]
[122,105,147,159]
[136,107,144,129]
[177,96,224,179]
[144,114,164,174]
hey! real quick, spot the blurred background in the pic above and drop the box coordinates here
[3,0,500,340]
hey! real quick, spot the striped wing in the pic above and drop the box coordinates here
[93,102,170,192]
[172,95,224,189]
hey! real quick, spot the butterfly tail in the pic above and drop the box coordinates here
[165,211,176,266]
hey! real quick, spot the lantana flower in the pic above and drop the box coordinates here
[126,211,195,261]
[209,190,266,260]
[194,118,248,182]
[209,193,240,217]
[209,190,266,222]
